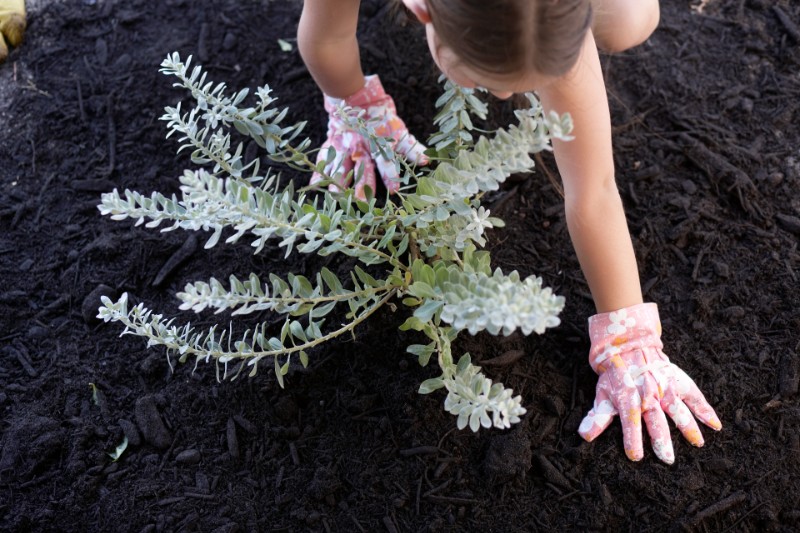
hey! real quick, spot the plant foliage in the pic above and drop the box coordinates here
[97,53,572,430]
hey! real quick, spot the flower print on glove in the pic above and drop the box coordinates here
[578,303,722,464]
[310,75,429,201]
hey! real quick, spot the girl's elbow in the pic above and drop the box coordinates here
[599,1,660,53]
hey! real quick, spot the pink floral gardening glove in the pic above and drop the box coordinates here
[578,303,722,464]
[310,75,428,200]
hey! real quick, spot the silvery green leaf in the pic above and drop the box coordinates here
[310,301,336,318]
[418,377,445,394]
[268,337,283,351]
[398,316,426,332]
[205,226,223,249]
[320,268,342,293]
[107,437,129,462]
[248,358,259,377]
[413,299,443,322]
[408,282,436,299]
[289,321,307,342]
[274,356,285,388]
[232,87,249,106]
[406,343,435,366]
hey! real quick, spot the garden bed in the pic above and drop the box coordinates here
[1,0,799,531]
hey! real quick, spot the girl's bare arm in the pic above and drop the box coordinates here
[297,0,365,98]
[537,30,643,313]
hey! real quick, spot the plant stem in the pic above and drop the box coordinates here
[118,288,399,362]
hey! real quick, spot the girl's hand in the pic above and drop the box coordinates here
[578,303,722,464]
[311,75,428,200]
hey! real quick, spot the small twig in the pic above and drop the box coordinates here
[105,93,117,177]
[480,349,524,367]
[691,247,707,282]
[288,442,300,465]
[18,470,59,489]
[28,137,36,177]
[487,185,518,214]
[152,234,199,287]
[422,478,452,497]
[157,497,186,506]
[399,445,439,457]
[11,346,37,378]
[684,491,747,530]
[425,495,479,506]
[721,500,768,533]
[557,489,586,501]
[679,133,762,218]
[773,6,800,42]
[415,477,422,515]
[349,514,366,533]
[183,492,216,501]
[436,427,456,449]
[534,152,563,198]
[75,78,87,123]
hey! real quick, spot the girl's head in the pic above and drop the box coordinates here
[401,0,593,98]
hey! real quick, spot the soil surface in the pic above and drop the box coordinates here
[2,0,800,531]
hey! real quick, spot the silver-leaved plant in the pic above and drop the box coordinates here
[97,52,572,432]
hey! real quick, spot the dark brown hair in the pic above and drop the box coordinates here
[425,0,593,78]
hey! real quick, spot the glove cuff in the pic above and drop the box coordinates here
[587,302,664,374]
[323,75,392,114]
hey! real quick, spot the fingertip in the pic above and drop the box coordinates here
[625,448,643,462]
[625,432,644,459]
[382,177,399,194]
[684,428,705,447]
[652,439,675,464]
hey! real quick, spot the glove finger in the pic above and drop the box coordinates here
[618,390,644,461]
[674,367,723,431]
[374,113,429,166]
[578,384,617,442]
[393,131,430,166]
[643,404,675,464]
[326,155,354,194]
[351,148,377,201]
[662,389,704,448]
[374,152,402,194]
[311,141,346,186]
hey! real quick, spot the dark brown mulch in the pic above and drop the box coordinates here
[1,0,799,531]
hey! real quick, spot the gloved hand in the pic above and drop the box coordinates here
[0,0,26,64]
[310,74,428,200]
[578,303,722,464]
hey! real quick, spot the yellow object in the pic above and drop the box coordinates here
[0,0,26,63]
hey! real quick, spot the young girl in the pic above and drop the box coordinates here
[297,0,722,465]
